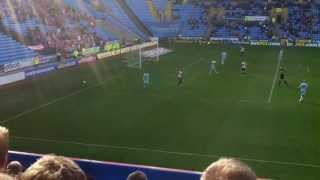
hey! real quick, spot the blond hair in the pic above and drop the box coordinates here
[201,158,256,180]
[0,126,9,170]
[22,155,87,180]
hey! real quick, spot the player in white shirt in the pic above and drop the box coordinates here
[241,61,247,74]
[177,69,183,87]
[209,60,218,75]
[221,51,227,65]
[143,73,150,88]
[298,80,308,103]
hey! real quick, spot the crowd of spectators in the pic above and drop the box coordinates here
[1,0,319,48]
[184,0,320,41]
[0,0,105,56]
[0,125,257,180]
[0,0,33,23]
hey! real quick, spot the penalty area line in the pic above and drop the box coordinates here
[0,75,122,124]
[184,58,207,70]
[1,86,95,124]
[12,136,320,169]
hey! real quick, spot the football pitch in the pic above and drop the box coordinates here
[1,43,320,179]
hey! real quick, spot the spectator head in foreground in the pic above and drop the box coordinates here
[0,172,14,180]
[0,126,9,171]
[201,158,256,180]
[22,155,87,180]
[127,170,148,180]
[7,161,23,176]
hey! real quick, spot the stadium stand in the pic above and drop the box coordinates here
[70,0,147,40]
[100,0,147,38]
[0,33,36,65]
[1,17,39,36]
[175,4,208,37]
[126,0,179,37]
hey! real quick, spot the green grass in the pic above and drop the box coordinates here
[1,43,320,179]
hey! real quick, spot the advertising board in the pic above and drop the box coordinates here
[39,55,57,64]
[97,41,157,60]
[78,56,96,64]
[3,58,34,73]
[0,72,25,86]
[25,65,56,78]
[82,47,100,56]
[57,60,77,69]
[245,16,268,22]
[210,37,239,41]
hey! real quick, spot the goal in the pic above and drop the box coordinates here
[124,38,160,69]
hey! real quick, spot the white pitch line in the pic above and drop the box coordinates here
[12,136,320,169]
[184,58,207,70]
[1,86,94,124]
[267,50,283,103]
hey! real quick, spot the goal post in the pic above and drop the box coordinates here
[150,37,160,62]
[124,37,160,69]
[125,45,145,69]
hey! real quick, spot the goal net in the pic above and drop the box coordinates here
[125,47,174,69]
[125,48,143,69]
[123,38,172,69]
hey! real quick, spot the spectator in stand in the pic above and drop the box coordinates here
[0,126,9,172]
[127,171,148,180]
[7,161,23,178]
[201,158,256,180]
[21,155,87,180]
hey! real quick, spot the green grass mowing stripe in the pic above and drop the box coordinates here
[1,57,208,125]
[1,86,93,124]
[0,74,124,124]
[12,136,320,169]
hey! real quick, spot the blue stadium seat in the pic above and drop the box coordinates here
[0,33,36,64]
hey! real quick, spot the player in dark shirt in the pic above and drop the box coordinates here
[278,66,288,87]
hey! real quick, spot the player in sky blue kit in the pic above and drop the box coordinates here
[143,73,150,88]
[209,60,218,75]
[221,51,227,65]
[298,80,308,103]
